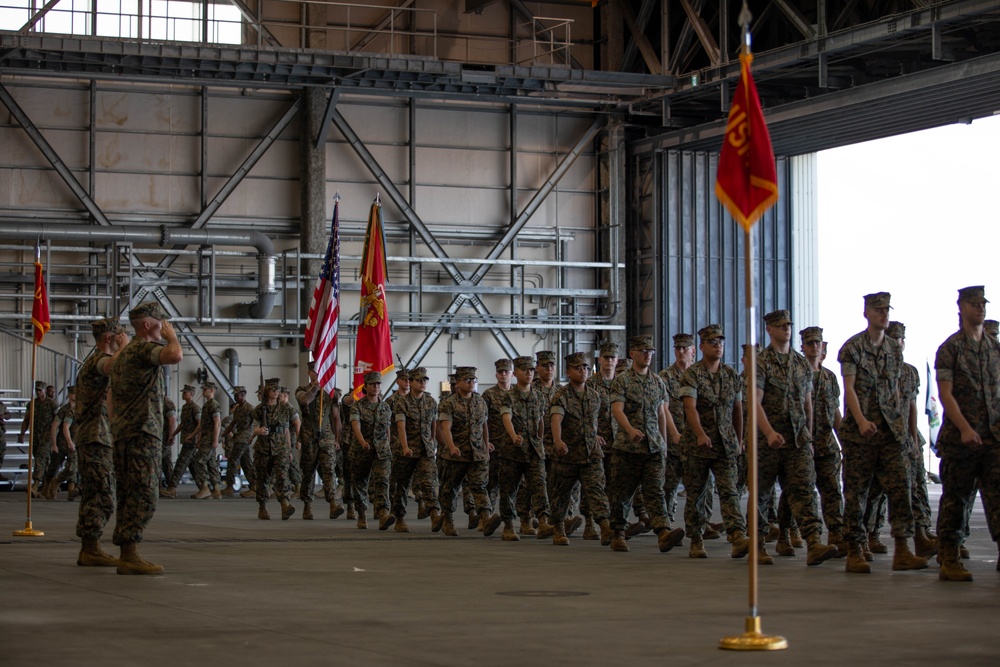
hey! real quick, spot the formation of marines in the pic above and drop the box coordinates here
[19,286,1000,583]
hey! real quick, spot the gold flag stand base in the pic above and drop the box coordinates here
[719,616,788,651]
[13,521,44,537]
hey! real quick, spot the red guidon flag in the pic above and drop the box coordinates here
[31,260,50,344]
[352,196,394,399]
[715,52,778,232]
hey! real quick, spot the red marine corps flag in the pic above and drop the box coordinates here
[715,51,778,232]
[351,194,394,399]
[32,255,50,344]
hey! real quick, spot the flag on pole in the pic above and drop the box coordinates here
[715,52,778,232]
[31,259,50,345]
[304,197,342,396]
[352,195,394,399]
[925,361,942,452]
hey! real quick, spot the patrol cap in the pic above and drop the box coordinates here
[396,367,410,379]
[363,371,382,384]
[615,358,633,373]
[34,380,46,391]
[129,301,168,321]
[265,378,280,390]
[672,333,695,348]
[66,385,75,394]
[799,326,824,344]
[232,385,247,395]
[202,382,217,391]
[513,356,536,371]
[628,335,655,351]
[985,320,999,338]
[863,292,892,309]
[494,358,513,372]
[90,317,124,339]
[182,384,197,394]
[763,310,792,327]
[535,351,556,365]
[885,321,906,340]
[697,324,725,343]
[565,352,589,368]
[958,286,988,305]
[279,387,289,394]
[599,341,620,357]
[409,367,429,381]
[455,366,477,381]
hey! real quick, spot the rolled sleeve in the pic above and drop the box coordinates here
[840,362,857,377]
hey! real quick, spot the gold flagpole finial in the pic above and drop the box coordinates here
[739,2,752,54]
[334,191,341,202]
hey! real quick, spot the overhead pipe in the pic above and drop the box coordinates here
[0,222,277,318]
[224,348,240,386]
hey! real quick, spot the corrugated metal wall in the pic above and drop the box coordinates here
[627,149,794,367]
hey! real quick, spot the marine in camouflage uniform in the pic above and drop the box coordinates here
[42,388,78,497]
[350,372,393,529]
[160,396,176,490]
[520,351,558,527]
[885,322,938,558]
[110,302,183,574]
[74,318,129,567]
[935,287,1000,581]
[385,368,410,506]
[838,292,926,574]
[280,388,303,495]
[582,341,619,539]
[191,382,222,499]
[790,329,846,554]
[548,352,613,546]
[678,325,750,559]
[20,381,56,493]
[390,367,441,530]
[755,310,837,566]
[166,385,200,494]
[481,359,513,515]
[252,379,295,520]
[436,366,493,536]
[484,356,553,540]
[297,361,344,520]
[338,391,356,518]
[221,387,255,496]
[607,335,684,553]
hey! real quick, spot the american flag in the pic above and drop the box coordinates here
[304,197,341,395]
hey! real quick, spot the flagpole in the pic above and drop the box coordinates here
[719,2,783,650]
[14,245,45,537]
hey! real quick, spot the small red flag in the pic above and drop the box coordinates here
[352,197,394,399]
[715,52,778,232]
[31,260,50,344]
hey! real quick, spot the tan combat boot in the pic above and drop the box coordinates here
[960,543,971,559]
[689,536,708,559]
[258,503,270,520]
[482,512,503,537]
[536,516,555,539]
[657,526,685,553]
[868,532,889,554]
[625,516,652,539]
[519,515,537,536]
[329,501,345,519]
[211,487,222,499]
[756,543,774,565]
[281,500,296,520]
[501,520,520,541]
[395,516,410,533]
[239,487,255,498]
[861,537,875,562]
[776,528,796,556]
[41,478,58,499]
[442,514,459,537]
[160,486,177,498]
[764,523,779,543]
[702,525,722,540]
[416,500,428,520]
[430,509,444,533]
[116,541,164,575]
[564,515,584,537]
[346,504,357,520]
[467,511,479,530]
[806,533,839,566]
[790,526,805,548]
[553,522,570,546]
[377,509,396,530]
[846,542,871,574]
[192,485,211,499]
[938,544,973,582]
[77,537,118,567]
[66,483,79,501]
[729,530,750,559]
[582,516,599,540]
[610,530,629,552]
[892,537,929,571]
[598,519,614,546]
[221,483,234,497]
[828,529,848,558]
[357,512,368,529]
[914,527,939,558]
[302,503,314,520]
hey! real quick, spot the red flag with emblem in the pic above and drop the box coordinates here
[352,196,394,399]
[715,52,778,232]
[31,260,50,344]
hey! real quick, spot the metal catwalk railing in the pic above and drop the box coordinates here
[0,326,82,403]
